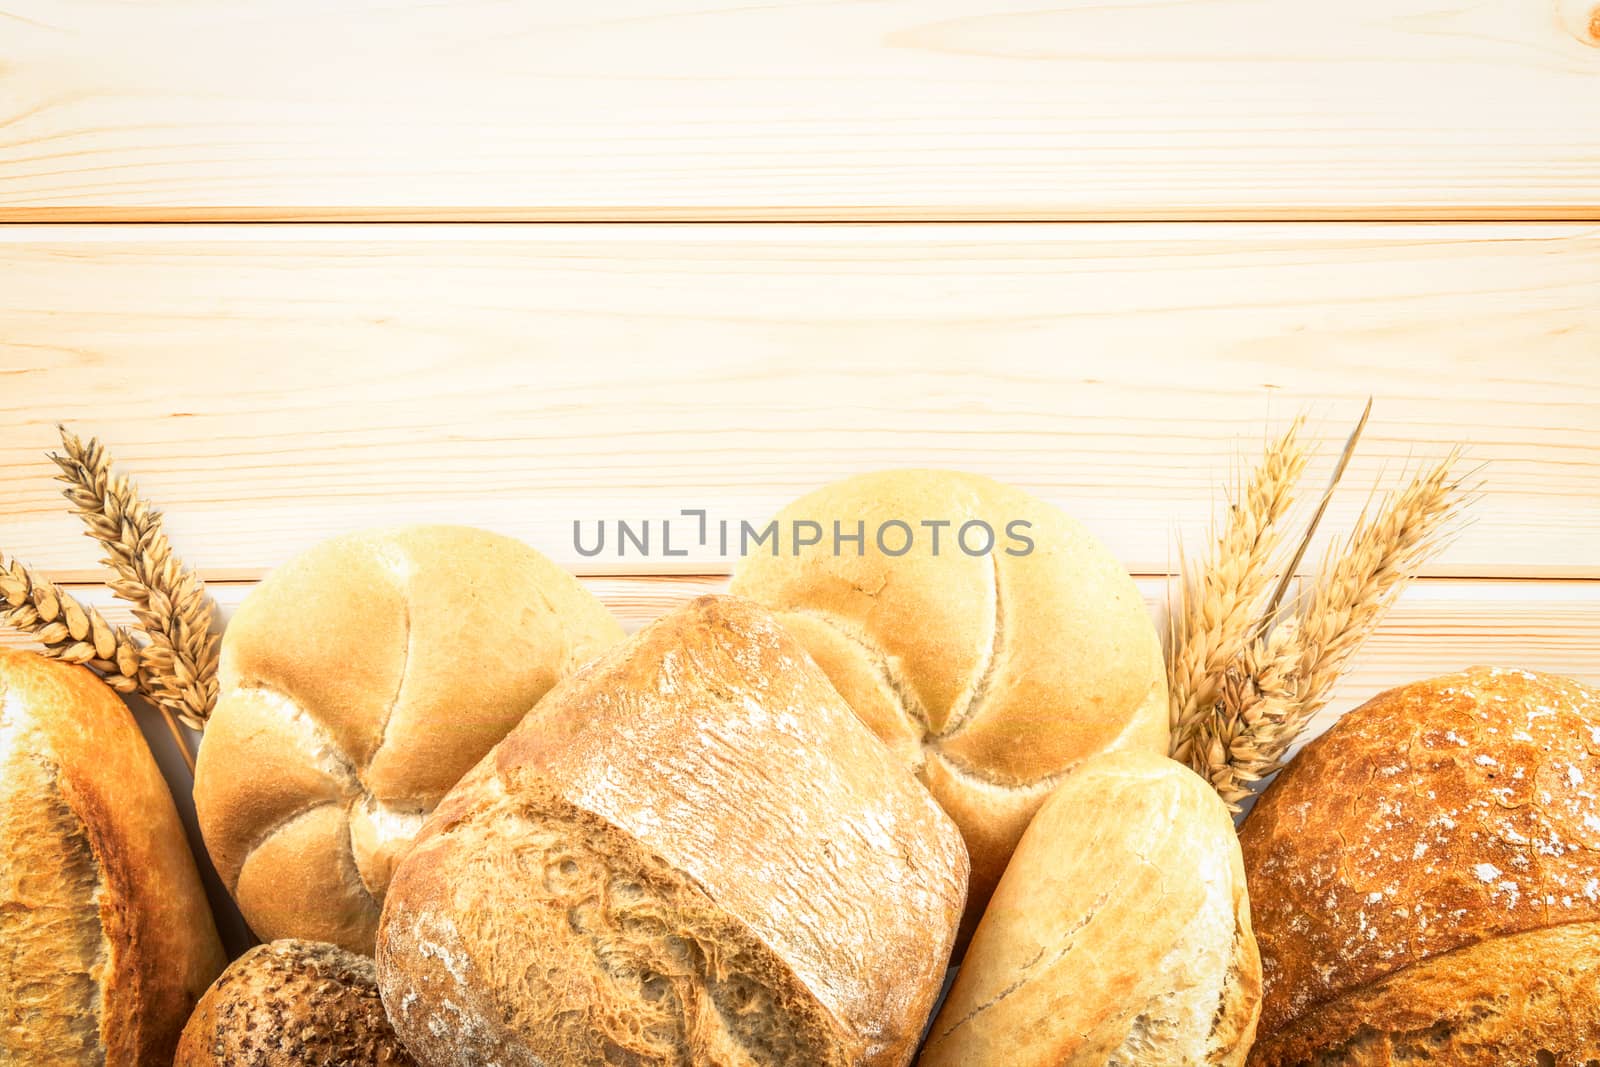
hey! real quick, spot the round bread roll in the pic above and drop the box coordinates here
[1241,667,1600,1066]
[175,939,415,1066]
[0,649,226,1066]
[194,525,623,953]
[730,469,1167,926]
[919,750,1262,1067]
[377,595,968,1067]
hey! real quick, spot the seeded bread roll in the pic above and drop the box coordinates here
[920,750,1261,1067]
[730,469,1166,931]
[0,649,226,1066]
[376,595,969,1067]
[175,940,415,1067]
[1241,667,1600,1067]
[193,525,623,953]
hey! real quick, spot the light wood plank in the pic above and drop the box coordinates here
[6,576,1595,747]
[2,1,1599,220]
[1,223,1596,578]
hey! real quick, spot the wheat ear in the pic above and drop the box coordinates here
[1167,418,1308,762]
[0,555,145,691]
[51,428,221,736]
[1275,450,1472,747]
[1187,449,1471,810]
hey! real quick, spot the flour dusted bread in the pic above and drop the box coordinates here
[730,469,1166,928]
[919,750,1261,1067]
[0,648,226,1066]
[1241,667,1600,1066]
[194,525,623,953]
[376,595,968,1067]
[175,940,415,1067]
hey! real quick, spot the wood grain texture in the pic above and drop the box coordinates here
[1,0,1598,220]
[1,223,1596,578]
[3,576,1594,748]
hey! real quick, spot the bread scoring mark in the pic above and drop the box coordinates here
[932,549,1002,744]
[234,683,364,793]
[228,681,410,900]
[934,891,1112,1042]
[347,796,430,904]
[229,799,345,893]
[785,605,933,735]
[367,543,417,776]
[925,740,1075,793]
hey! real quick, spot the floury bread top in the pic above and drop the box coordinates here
[376,595,968,1067]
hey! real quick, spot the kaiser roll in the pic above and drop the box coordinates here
[376,595,969,1067]
[175,939,416,1067]
[1241,667,1600,1066]
[920,750,1262,1067]
[0,648,226,1066]
[193,525,623,954]
[730,468,1166,927]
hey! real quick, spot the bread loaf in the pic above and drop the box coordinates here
[376,594,968,1067]
[0,648,226,1066]
[1241,667,1600,1066]
[175,939,416,1066]
[193,525,623,953]
[919,750,1261,1067]
[730,469,1166,929]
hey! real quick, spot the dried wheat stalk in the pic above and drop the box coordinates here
[0,554,145,692]
[1169,406,1473,811]
[1167,418,1308,765]
[51,427,221,733]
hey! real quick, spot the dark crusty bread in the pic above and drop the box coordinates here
[376,594,969,1067]
[0,649,226,1066]
[175,939,416,1066]
[1241,667,1600,1066]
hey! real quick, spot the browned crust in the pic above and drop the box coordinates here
[1241,667,1600,1053]
[378,594,969,1066]
[0,648,225,1066]
[175,940,415,1066]
[1249,921,1600,1067]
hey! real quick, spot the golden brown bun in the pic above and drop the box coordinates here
[376,595,968,1067]
[193,525,623,953]
[730,469,1166,931]
[0,649,226,1066]
[920,751,1261,1067]
[175,939,416,1066]
[1241,667,1600,1067]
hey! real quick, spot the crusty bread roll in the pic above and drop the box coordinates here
[175,939,415,1066]
[377,595,968,1067]
[919,750,1261,1067]
[1241,667,1600,1066]
[0,649,226,1066]
[730,469,1166,928]
[194,525,623,953]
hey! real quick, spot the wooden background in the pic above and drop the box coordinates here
[2,0,1598,758]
